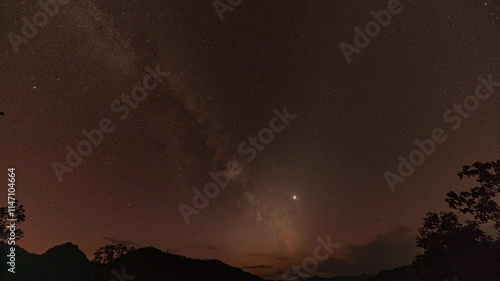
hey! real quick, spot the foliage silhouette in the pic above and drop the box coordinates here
[413,160,500,281]
[92,243,136,264]
[0,199,26,241]
[447,160,500,231]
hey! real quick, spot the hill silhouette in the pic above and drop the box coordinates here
[0,242,267,281]
[0,241,423,281]
[367,266,419,281]
[303,274,373,281]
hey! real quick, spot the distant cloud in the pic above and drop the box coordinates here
[248,253,292,261]
[242,265,275,269]
[102,236,141,247]
[317,225,420,276]
[196,244,219,251]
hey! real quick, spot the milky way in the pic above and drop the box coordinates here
[0,0,499,279]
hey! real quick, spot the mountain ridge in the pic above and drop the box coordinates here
[0,242,418,281]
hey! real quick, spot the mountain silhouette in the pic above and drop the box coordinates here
[297,266,417,281]
[0,242,420,281]
[366,266,419,281]
[0,242,266,281]
[102,247,266,281]
[304,274,373,281]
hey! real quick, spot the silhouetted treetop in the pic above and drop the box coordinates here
[92,243,136,264]
[446,160,500,230]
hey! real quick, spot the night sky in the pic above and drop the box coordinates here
[0,0,499,279]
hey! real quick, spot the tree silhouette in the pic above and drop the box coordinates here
[0,199,26,241]
[446,160,500,232]
[92,243,136,264]
[413,160,500,281]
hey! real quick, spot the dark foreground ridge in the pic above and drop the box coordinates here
[0,242,423,281]
[0,242,265,281]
